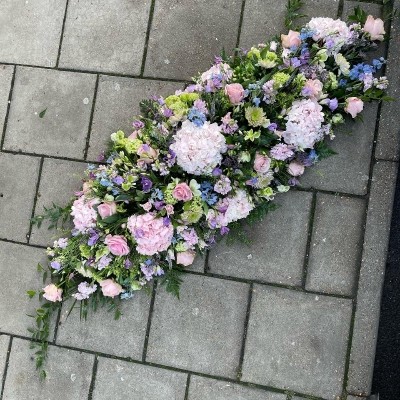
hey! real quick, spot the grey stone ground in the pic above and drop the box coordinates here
[0,0,398,399]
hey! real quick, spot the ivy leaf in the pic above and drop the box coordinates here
[39,108,47,118]
[26,290,36,299]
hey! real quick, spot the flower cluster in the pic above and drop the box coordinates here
[36,14,387,307]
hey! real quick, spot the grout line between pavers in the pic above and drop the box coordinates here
[87,355,98,400]
[301,191,317,289]
[1,148,87,163]
[139,0,156,77]
[55,0,70,68]
[338,0,345,18]
[0,62,189,84]
[83,74,100,161]
[27,157,44,244]
[203,249,210,273]
[341,0,394,394]
[294,186,367,200]
[235,0,247,49]
[184,373,191,400]
[0,65,16,151]
[141,281,157,362]
[0,237,46,249]
[236,283,253,381]
[0,332,328,400]
[52,306,62,344]
[0,336,12,400]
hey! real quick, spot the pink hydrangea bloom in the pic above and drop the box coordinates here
[70,196,99,233]
[283,99,325,149]
[127,213,174,256]
[170,120,227,175]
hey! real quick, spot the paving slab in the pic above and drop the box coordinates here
[30,159,86,247]
[3,67,96,159]
[87,76,180,161]
[59,0,151,75]
[93,357,187,400]
[146,274,249,378]
[376,0,400,161]
[347,396,367,400]
[0,0,66,67]
[144,0,242,81]
[209,191,312,286]
[240,0,339,49]
[56,290,151,359]
[347,161,398,396]
[300,103,378,195]
[187,375,286,400]
[241,285,353,399]
[0,335,10,393]
[0,242,53,336]
[2,338,94,400]
[306,194,366,296]
[187,253,206,273]
[0,65,13,135]
[0,153,40,242]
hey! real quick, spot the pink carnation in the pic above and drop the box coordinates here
[302,79,323,99]
[170,120,227,175]
[104,234,130,256]
[70,196,99,233]
[127,213,174,256]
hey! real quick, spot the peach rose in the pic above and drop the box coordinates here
[281,30,301,48]
[254,153,271,174]
[345,97,364,118]
[363,15,385,41]
[104,234,130,256]
[176,250,196,266]
[288,161,305,176]
[225,83,245,105]
[172,182,193,202]
[43,284,62,302]
[97,202,117,219]
[137,144,158,164]
[100,279,123,297]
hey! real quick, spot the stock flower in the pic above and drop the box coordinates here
[100,279,123,297]
[43,284,62,302]
[363,15,385,41]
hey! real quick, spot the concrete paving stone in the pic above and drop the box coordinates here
[347,161,398,396]
[87,76,180,161]
[3,67,96,159]
[59,0,151,75]
[239,0,339,49]
[0,65,13,134]
[187,375,286,400]
[0,0,66,67]
[2,338,94,400]
[0,242,52,336]
[147,274,249,378]
[187,253,206,273]
[342,2,382,21]
[93,357,187,400]
[144,0,242,81]
[300,103,378,195]
[0,335,10,392]
[306,194,366,296]
[347,396,367,400]
[0,153,40,242]
[56,290,151,359]
[242,285,353,399]
[376,0,400,161]
[208,191,312,286]
[30,159,86,247]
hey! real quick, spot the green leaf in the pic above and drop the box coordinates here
[27,290,36,299]
[39,108,47,118]
[315,140,338,160]
[100,214,120,225]
[115,193,131,202]
[161,269,183,299]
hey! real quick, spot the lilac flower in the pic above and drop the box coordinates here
[50,260,62,270]
[181,228,199,246]
[268,122,278,131]
[163,217,171,227]
[73,282,97,300]
[214,175,232,195]
[154,200,165,210]
[193,99,208,114]
[124,259,132,269]
[163,107,173,117]
[328,98,338,111]
[88,229,100,246]
[140,175,153,193]
[97,255,112,270]
[220,226,230,235]
[54,237,68,249]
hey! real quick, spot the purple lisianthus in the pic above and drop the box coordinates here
[220,226,230,235]
[212,167,222,176]
[154,200,165,210]
[141,175,153,193]
[50,260,62,270]
[88,228,100,246]
[328,98,338,111]
[113,176,124,185]
[133,120,144,129]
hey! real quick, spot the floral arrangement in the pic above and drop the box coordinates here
[29,3,389,376]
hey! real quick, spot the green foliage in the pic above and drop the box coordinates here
[348,6,368,24]
[247,201,279,224]
[160,268,183,299]
[39,108,47,118]
[226,221,251,246]
[31,202,72,230]
[315,140,337,160]
[285,0,306,30]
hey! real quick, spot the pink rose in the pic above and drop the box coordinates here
[43,284,62,302]
[97,202,117,219]
[172,182,193,202]
[281,30,301,48]
[100,279,123,297]
[288,161,305,176]
[345,97,364,118]
[225,83,245,105]
[176,250,196,266]
[104,234,130,256]
[137,144,158,164]
[363,15,385,41]
[254,153,271,174]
